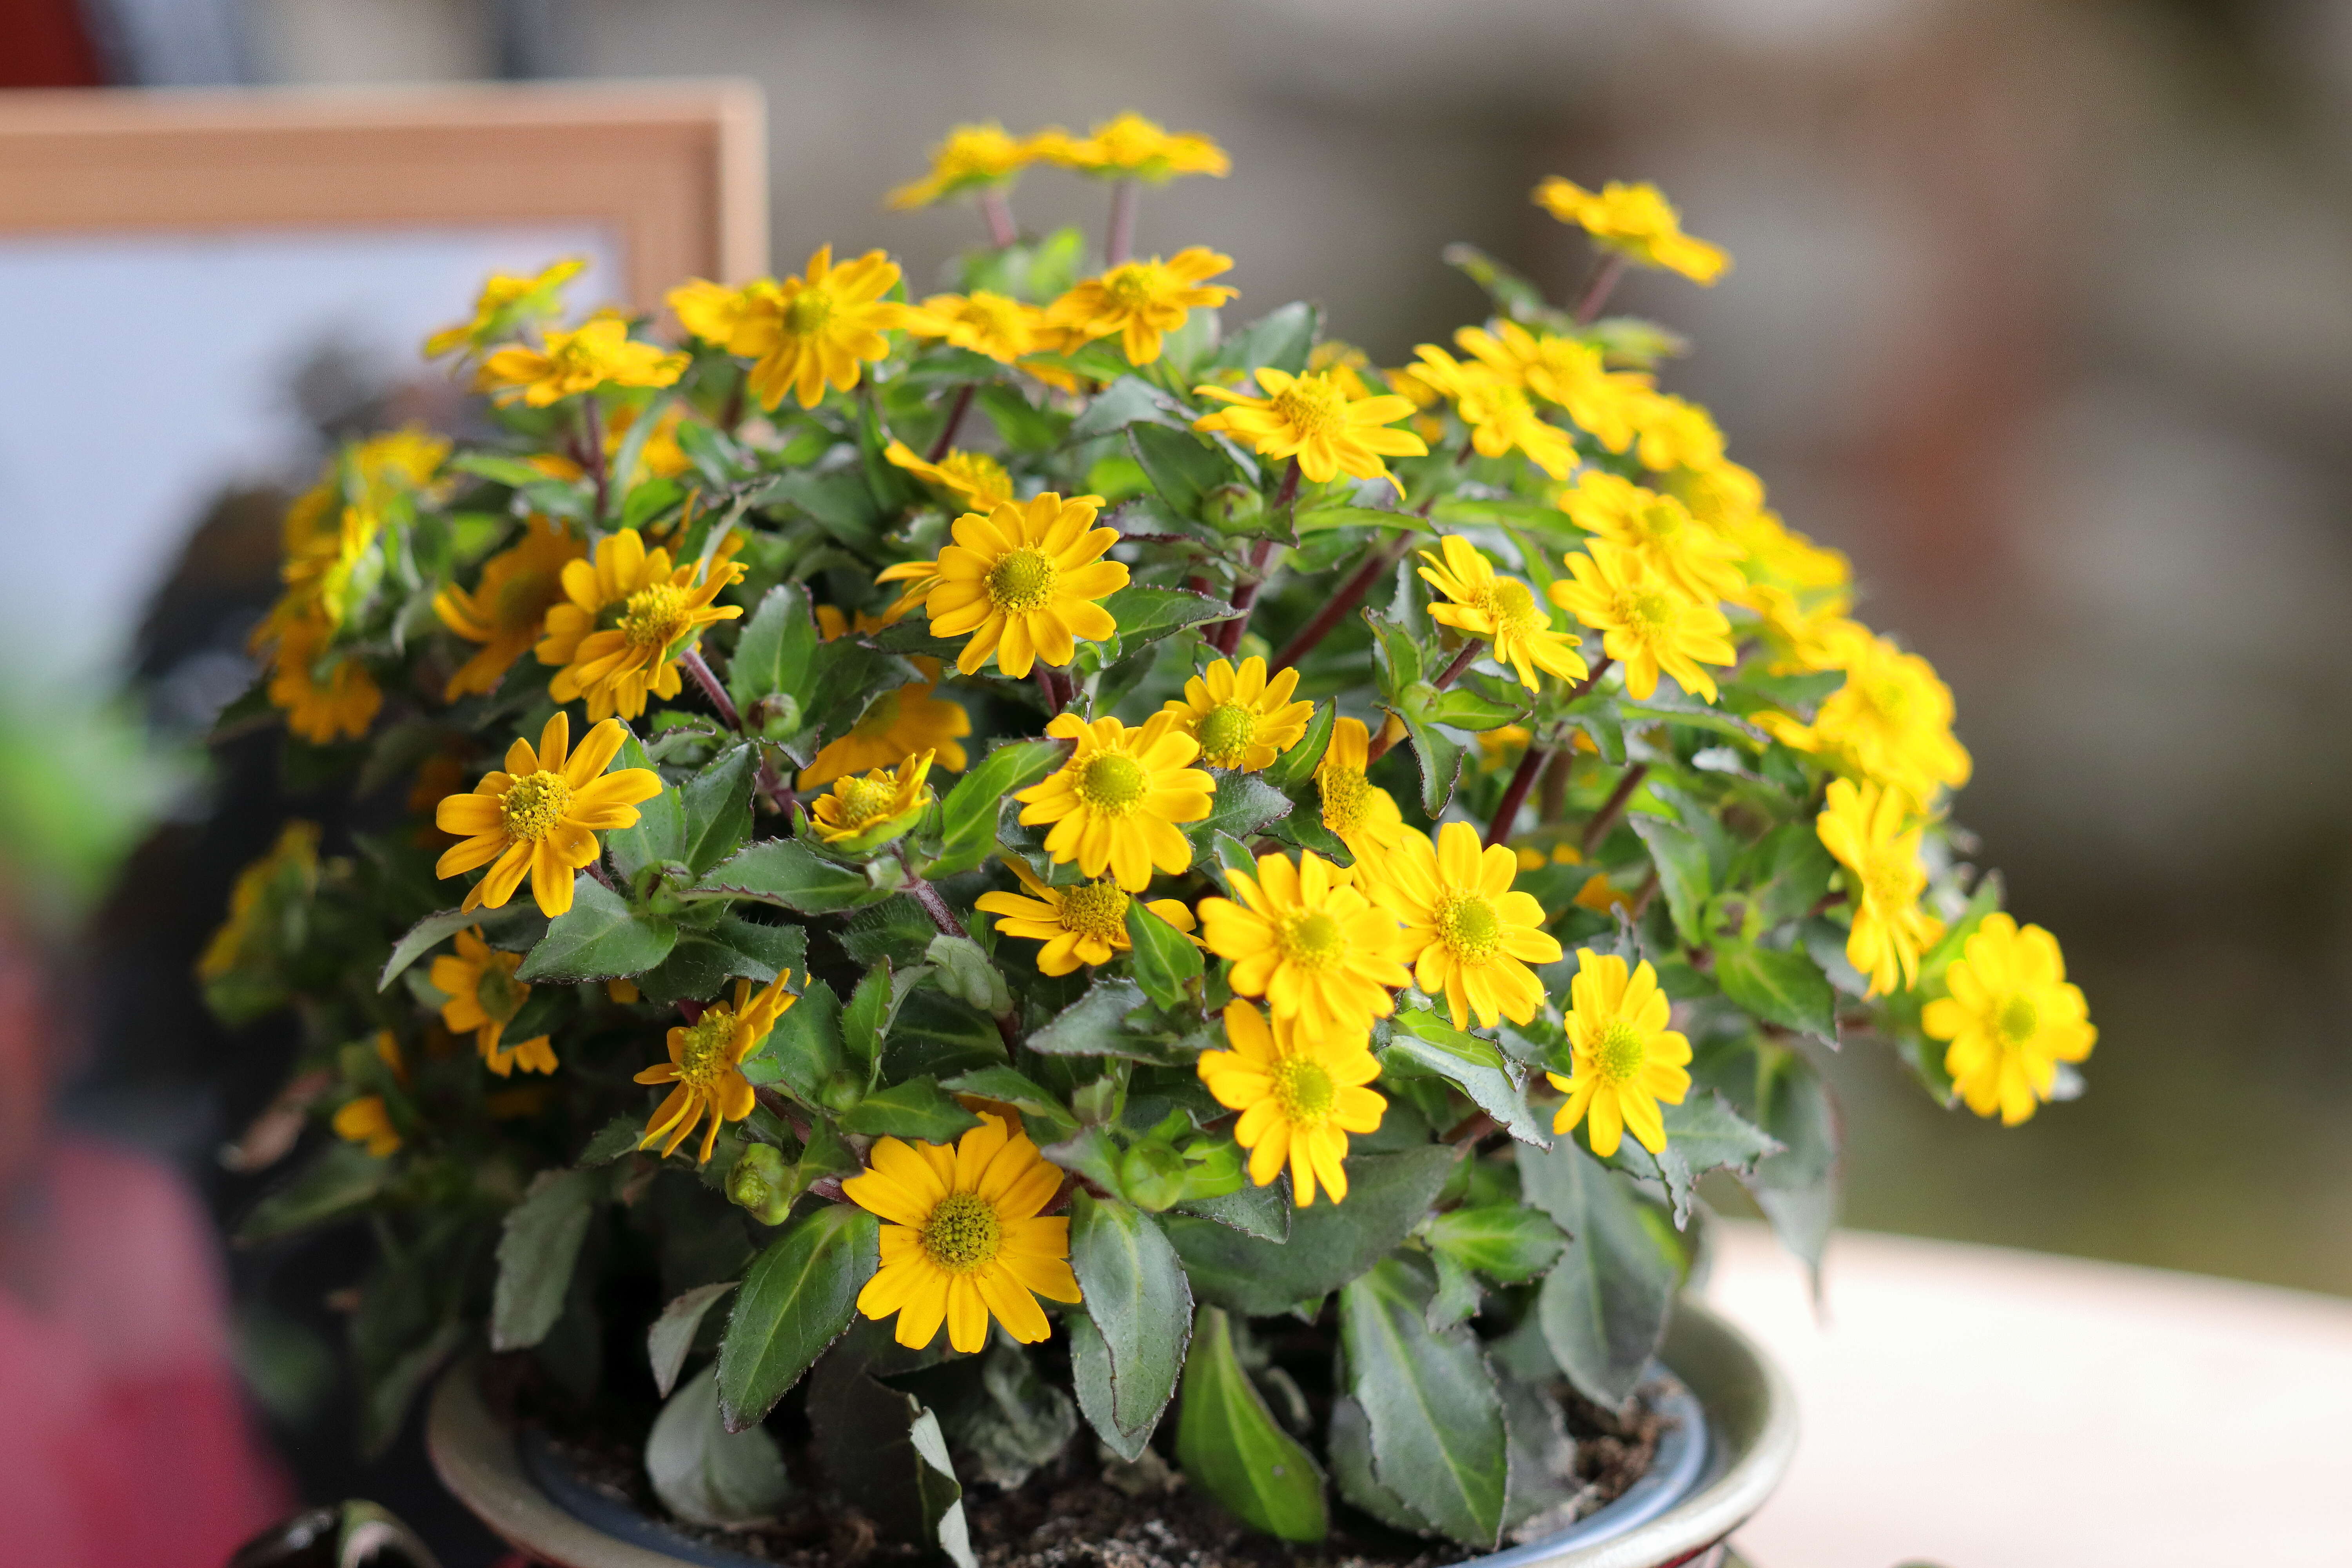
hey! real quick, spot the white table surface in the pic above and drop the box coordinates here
[1704,1222,2352,1566]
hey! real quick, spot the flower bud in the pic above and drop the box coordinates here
[726,1142,794,1225]
[1118,1141,1189,1212]
[755,693,803,739]
[1201,483,1266,535]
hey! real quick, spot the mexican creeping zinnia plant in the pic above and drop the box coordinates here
[205,117,2094,1555]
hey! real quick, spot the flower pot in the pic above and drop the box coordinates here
[425,1296,1795,1568]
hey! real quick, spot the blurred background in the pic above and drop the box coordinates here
[5,0,2351,1562]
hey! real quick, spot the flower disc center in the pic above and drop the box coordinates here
[499,772,573,842]
[1319,767,1370,832]
[1272,1055,1338,1125]
[1280,910,1346,969]
[921,1191,1003,1272]
[833,775,901,829]
[1196,702,1259,768]
[1103,264,1160,308]
[678,1009,737,1088]
[1059,879,1131,941]
[987,546,1059,612]
[1271,377,1344,437]
[1437,892,1502,960]
[475,959,527,1024]
[1619,586,1675,638]
[1481,577,1541,630]
[1595,1019,1648,1084]
[1076,752,1149,813]
[1997,994,2040,1046]
[784,289,835,335]
[620,581,693,650]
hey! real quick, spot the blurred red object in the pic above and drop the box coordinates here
[0,0,107,87]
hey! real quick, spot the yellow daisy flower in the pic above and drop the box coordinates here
[265,613,381,744]
[333,1096,401,1157]
[429,926,556,1077]
[1815,778,1944,997]
[1372,822,1563,1030]
[1045,248,1237,367]
[975,860,1198,977]
[882,439,1018,511]
[1037,113,1230,182]
[1452,321,1650,456]
[477,317,688,407]
[1197,1000,1385,1207]
[902,290,1057,363]
[1627,391,1728,475]
[433,713,665,919]
[1191,367,1428,489]
[1759,632,1972,806]
[1015,712,1214,891]
[728,246,911,410]
[1407,347,1579,479]
[808,750,935,845]
[1316,717,1407,872]
[1556,471,1746,606]
[926,493,1129,678]
[1198,849,1410,1036]
[424,256,584,359]
[667,276,754,345]
[886,122,1044,209]
[1924,914,2096,1126]
[199,821,320,982]
[1532,178,1731,286]
[844,1112,1082,1354]
[1160,656,1315,771]
[800,679,971,788]
[434,517,584,701]
[873,555,945,624]
[1548,541,1737,702]
[1477,724,1534,775]
[1545,952,1693,1157]
[536,527,746,722]
[1418,535,1590,692]
[635,973,800,1164]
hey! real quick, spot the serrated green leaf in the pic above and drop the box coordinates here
[1261,701,1335,790]
[1292,505,1424,535]
[838,1076,983,1141]
[1383,1008,1548,1145]
[1098,584,1233,652]
[1629,813,1713,948]
[1069,1194,1193,1454]
[639,917,806,1007]
[235,1140,387,1243]
[717,1204,879,1430]
[1339,1256,1507,1547]
[690,837,892,915]
[490,1169,595,1352]
[1123,900,1202,1011]
[378,902,534,991]
[728,582,818,716]
[940,1066,1078,1145]
[1176,1307,1327,1542]
[1187,770,1292,850]
[681,744,758,875]
[1398,709,1465,817]
[515,877,677,981]
[1428,687,1530,731]
[749,977,840,1103]
[1173,1177,1290,1241]
[1605,1089,1783,1228]
[606,734,686,884]
[1712,940,1837,1042]
[1129,424,1239,517]
[647,1367,793,1527]
[1424,1204,1567,1283]
[842,960,894,1077]
[1210,301,1319,376]
[1027,978,1148,1056]
[932,738,1071,876]
[1520,1137,1675,1405]
[648,1281,737,1397]
[1164,1146,1456,1316]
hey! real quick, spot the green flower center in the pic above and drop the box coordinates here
[1196,702,1259,768]
[1319,767,1370,834]
[1634,499,1684,543]
[1076,752,1149,814]
[1997,994,2040,1046]
[1271,377,1345,437]
[619,581,693,650]
[1436,892,1502,961]
[499,772,572,841]
[832,775,901,829]
[1595,1019,1648,1085]
[1618,586,1676,639]
[677,1008,737,1089]
[987,546,1059,612]
[1059,878,1131,942]
[475,960,527,1024]
[1103,265,1160,309]
[1862,676,1912,724]
[1278,909,1345,971]
[921,1191,1003,1272]
[784,289,834,336]
[1271,1055,1338,1126]
[1479,576,1542,632]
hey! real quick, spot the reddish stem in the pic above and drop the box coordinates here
[1212,538,1276,657]
[1106,179,1139,266]
[926,383,976,462]
[978,190,1018,249]
[1574,253,1628,325]
[1581,761,1649,855]
[1432,641,1481,691]
[1486,742,1549,849]
[679,647,743,731]
[581,397,609,525]
[1271,531,1412,672]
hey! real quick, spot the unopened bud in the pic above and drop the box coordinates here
[1201,483,1266,535]
[727,1142,793,1225]
[755,693,803,739]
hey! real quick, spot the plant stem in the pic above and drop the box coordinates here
[1034,664,1067,716]
[719,364,747,433]
[904,863,1024,1053]
[679,647,743,731]
[1560,655,1614,706]
[581,397,609,526]
[1271,530,1412,672]
[1106,178,1139,266]
[926,383,976,461]
[1486,743,1548,848]
[1364,713,1405,766]
[1581,761,1648,855]
[1574,253,1628,325]
[978,190,1018,249]
[1210,538,1276,657]
[1537,746,1573,822]
[1432,641,1482,691]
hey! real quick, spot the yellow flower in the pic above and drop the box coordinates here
[434,713,666,919]
[886,122,1044,209]
[524,401,691,488]
[433,517,584,701]
[976,859,1198,977]
[424,257,585,359]
[1160,656,1315,771]
[1307,339,1380,401]
[1924,914,2095,1126]
[1533,178,1731,285]
[1016,712,1214,891]
[1815,778,1944,997]
[667,277,758,345]
[1545,952,1693,1157]
[350,427,453,503]
[430,926,556,1077]
[1198,849,1410,1036]
[1557,471,1745,606]
[536,527,746,722]
[333,1096,400,1157]
[1045,248,1237,367]
[477,317,688,407]
[902,290,1057,363]
[800,679,970,788]
[1627,391,1727,474]
[1316,717,1406,873]
[1372,822,1563,1030]
[635,973,800,1164]
[882,439,1018,511]
[199,820,320,981]
[1038,113,1230,181]
[1418,535,1589,692]
[1197,1000,1385,1206]
[266,613,381,744]
[1453,322,1651,456]
[1759,632,1971,806]
[1548,541,1737,702]
[1192,367,1428,490]
[844,1112,1082,1354]
[1408,347,1579,479]
[728,246,912,410]
[874,555,945,624]
[1477,724,1533,774]
[808,750,935,844]
[926,493,1128,678]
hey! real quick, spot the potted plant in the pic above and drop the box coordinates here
[209,112,2095,1568]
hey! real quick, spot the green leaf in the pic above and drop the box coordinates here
[1397,708,1465,818]
[1130,424,1240,517]
[887,990,1009,1079]
[236,1140,387,1243]
[648,1368,794,1528]
[977,381,1067,452]
[1069,375,1183,437]
[1211,301,1319,376]
[842,960,895,1077]
[925,934,1013,1016]
[1165,1146,1457,1316]
[940,1066,1078,1145]
[1027,978,1148,1056]
[716,1204,880,1430]
[1363,608,1424,688]
[648,1281,737,1398]
[377,903,533,991]
[1615,694,1769,743]
[1712,940,1837,1042]
[606,734,686,884]
[931,738,1072,876]
[515,877,677,981]
[681,745,758,875]
[1174,1179,1290,1241]
[1339,1256,1508,1547]
[1175,1307,1328,1542]
[639,916,806,1008]
[1742,1048,1840,1285]
[1742,823,1836,933]
[746,978,839,1106]
[1261,701,1334,791]
[579,1114,644,1166]
[1292,505,1424,535]
[1097,584,1233,652]
[691,837,893,915]
[1187,770,1292,849]
[1425,1205,1567,1283]
[755,470,884,552]
[838,1076,983,1142]
[1069,1194,1194,1455]
[1606,1090,1784,1228]
[1328,1395,1430,1532]
[1067,1311,1147,1463]
[490,1169,595,1352]
[1384,1008,1549,1146]
[1124,900,1203,1011]
[1520,1136,1676,1405]
[947,1339,1079,1489]
[1629,813,1713,948]
[909,1406,978,1568]
[1428,687,1530,732]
